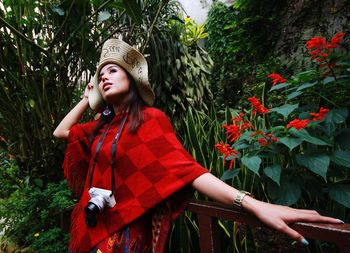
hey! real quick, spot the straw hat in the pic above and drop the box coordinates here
[88,39,155,111]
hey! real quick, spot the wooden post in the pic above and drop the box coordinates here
[197,214,221,253]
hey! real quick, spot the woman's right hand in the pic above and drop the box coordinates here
[83,82,93,100]
[53,81,91,139]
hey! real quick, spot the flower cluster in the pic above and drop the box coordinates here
[215,142,239,169]
[247,97,269,115]
[286,107,329,130]
[268,72,287,86]
[310,107,329,121]
[306,32,345,74]
[217,93,331,169]
[222,113,252,142]
[286,118,310,130]
[250,131,278,146]
[216,98,274,169]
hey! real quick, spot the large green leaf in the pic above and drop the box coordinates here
[241,156,261,175]
[220,169,240,181]
[278,137,303,150]
[264,165,281,186]
[329,184,350,208]
[324,108,349,135]
[289,128,329,145]
[296,154,330,181]
[269,82,291,91]
[296,81,317,91]
[122,0,142,25]
[294,69,317,82]
[335,129,350,149]
[287,91,303,101]
[270,103,298,118]
[185,109,205,166]
[331,150,350,168]
[267,177,302,206]
[322,76,335,84]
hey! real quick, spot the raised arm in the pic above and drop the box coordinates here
[192,172,343,246]
[53,84,91,140]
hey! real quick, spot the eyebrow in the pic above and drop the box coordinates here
[99,65,118,78]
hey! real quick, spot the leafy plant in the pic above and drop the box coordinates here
[216,32,350,217]
[181,17,208,47]
[205,0,287,107]
[0,180,74,251]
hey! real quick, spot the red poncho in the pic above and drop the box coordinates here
[63,107,208,252]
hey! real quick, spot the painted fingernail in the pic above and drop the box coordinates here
[338,219,345,224]
[301,239,309,247]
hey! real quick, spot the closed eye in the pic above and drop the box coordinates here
[109,68,117,73]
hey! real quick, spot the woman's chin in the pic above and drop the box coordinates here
[103,94,127,106]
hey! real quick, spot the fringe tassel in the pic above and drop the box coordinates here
[69,202,83,253]
[63,140,89,198]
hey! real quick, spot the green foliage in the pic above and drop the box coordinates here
[30,228,70,253]
[0,180,74,251]
[181,17,208,47]
[146,8,213,126]
[205,0,287,107]
[0,150,22,198]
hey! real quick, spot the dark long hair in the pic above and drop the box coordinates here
[89,70,146,142]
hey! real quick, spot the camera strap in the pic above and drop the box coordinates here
[88,115,128,196]
[110,115,127,195]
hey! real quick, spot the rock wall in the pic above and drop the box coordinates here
[275,0,350,70]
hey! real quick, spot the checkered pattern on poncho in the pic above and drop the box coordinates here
[63,107,208,253]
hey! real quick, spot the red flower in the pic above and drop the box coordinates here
[222,113,253,143]
[310,107,329,121]
[257,137,269,146]
[306,36,327,50]
[250,130,264,138]
[327,32,345,49]
[252,132,278,146]
[222,124,241,142]
[268,72,287,86]
[231,112,245,124]
[215,142,239,169]
[286,118,310,130]
[247,97,269,115]
[306,32,345,68]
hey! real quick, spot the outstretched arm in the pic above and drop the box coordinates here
[53,84,91,139]
[191,172,343,245]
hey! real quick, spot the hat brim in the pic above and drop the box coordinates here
[88,74,104,112]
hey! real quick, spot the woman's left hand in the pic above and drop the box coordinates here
[242,196,343,245]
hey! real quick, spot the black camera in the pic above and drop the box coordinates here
[84,187,116,227]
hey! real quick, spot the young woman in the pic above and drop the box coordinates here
[54,39,343,253]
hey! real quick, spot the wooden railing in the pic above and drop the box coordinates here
[187,200,350,253]
[59,200,350,252]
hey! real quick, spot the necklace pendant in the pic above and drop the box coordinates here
[102,107,112,116]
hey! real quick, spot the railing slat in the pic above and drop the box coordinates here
[197,215,221,253]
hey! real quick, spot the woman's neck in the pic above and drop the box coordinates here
[113,104,129,115]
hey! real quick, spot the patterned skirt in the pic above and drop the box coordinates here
[91,212,153,253]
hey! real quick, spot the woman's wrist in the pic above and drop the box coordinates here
[241,195,260,214]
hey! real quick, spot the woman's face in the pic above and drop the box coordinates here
[98,63,130,105]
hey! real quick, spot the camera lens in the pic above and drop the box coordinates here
[85,214,97,227]
[84,202,100,215]
[84,202,100,227]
